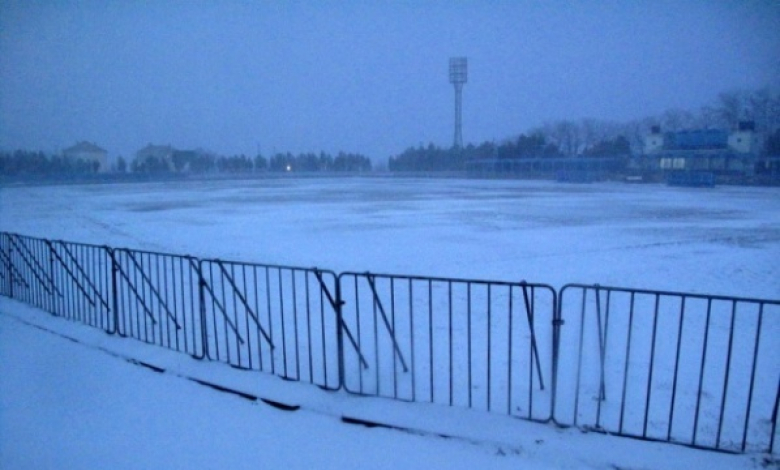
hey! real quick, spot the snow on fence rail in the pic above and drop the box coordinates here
[0,231,777,454]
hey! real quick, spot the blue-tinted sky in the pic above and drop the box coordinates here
[1,1,778,161]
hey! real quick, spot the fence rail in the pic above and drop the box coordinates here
[0,231,776,454]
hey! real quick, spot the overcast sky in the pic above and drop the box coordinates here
[1,1,778,161]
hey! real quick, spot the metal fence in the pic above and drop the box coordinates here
[0,231,776,454]
[111,248,204,357]
[199,259,341,389]
[555,284,779,453]
[338,272,556,422]
[1,234,114,331]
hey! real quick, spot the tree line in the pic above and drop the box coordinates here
[0,150,100,176]
[128,150,371,174]
[389,134,630,171]
[390,86,780,171]
[527,87,780,159]
[3,87,777,176]
[1,150,372,177]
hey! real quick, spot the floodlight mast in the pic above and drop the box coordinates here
[449,57,468,149]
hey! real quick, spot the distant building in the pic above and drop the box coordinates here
[643,126,664,155]
[728,121,763,154]
[134,144,175,171]
[643,122,763,156]
[133,144,216,172]
[62,141,109,172]
[639,122,766,179]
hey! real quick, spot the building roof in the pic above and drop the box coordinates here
[63,141,107,154]
[136,144,174,155]
[664,129,729,150]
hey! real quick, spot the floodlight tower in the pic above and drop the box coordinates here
[449,57,468,149]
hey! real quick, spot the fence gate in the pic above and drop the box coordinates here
[199,259,340,390]
[338,272,557,422]
[555,284,780,453]
[111,248,204,357]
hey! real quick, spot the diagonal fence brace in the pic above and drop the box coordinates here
[214,261,274,349]
[45,240,105,309]
[520,281,546,391]
[0,247,31,289]
[53,241,111,310]
[191,259,245,345]
[121,251,182,330]
[314,270,368,370]
[365,273,409,373]
[9,235,62,297]
[111,252,158,325]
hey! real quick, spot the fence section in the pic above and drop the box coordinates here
[2,234,114,332]
[199,259,340,390]
[0,231,777,454]
[51,240,113,331]
[555,284,780,453]
[338,272,557,422]
[111,248,204,358]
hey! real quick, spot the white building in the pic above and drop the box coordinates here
[134,144,175,171]
[728,124,763,154]
[62,141,109,172]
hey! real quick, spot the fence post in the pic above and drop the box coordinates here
[48,239,58,316]
[551,287,564,424]
[594,285,606,402]
[8,239,14,300]
[771,375,779,454]
[107,247,119,335]
[335,273,346,391]
[196,258,210,360]
[47,238,55,315]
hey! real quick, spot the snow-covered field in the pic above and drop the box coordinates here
[1,177,778,298]
[1,177,779,469]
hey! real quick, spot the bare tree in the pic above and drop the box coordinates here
[660,108,696,131]
[544,120,582,156]
[716,90,747,129]
[697,105,724,129]
[746,87,780,132]
[619,118,653,155]
[579,118,600,153]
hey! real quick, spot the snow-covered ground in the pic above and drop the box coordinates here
[1,177,779,469]
[2,177,779,298]
[0,301,767,470]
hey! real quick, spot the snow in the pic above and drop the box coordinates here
[0,302,762,470]
[1,177,778,469]
[2,178,778,298]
